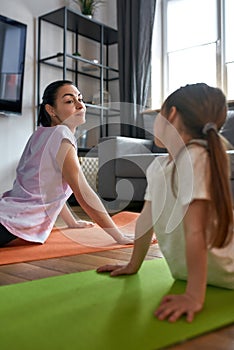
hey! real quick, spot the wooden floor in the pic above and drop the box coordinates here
[0,205,233,349]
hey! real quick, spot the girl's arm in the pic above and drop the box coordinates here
[57,140,133,244]
[97,200,154,275]
[184,200,208,303]
[59,202,94,228]
[155,199,208,323]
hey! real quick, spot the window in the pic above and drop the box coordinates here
[151,0,234,108]
[224,0,234,101]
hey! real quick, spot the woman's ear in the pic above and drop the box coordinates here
[45,104,55,117]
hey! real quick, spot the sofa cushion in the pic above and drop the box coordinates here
[115,154,159,178]
[151,143,167,153]
[115,177,148,201]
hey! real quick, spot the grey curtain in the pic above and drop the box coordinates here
[117,0,156,137]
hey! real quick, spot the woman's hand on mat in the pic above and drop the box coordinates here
[69,220,95,228]
[115,234,134,245]
[154,293,203,323]
[97,262,137,276]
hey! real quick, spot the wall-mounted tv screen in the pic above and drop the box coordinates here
[0,15,27,115]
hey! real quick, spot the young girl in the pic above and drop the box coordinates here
[0,80,133,246]
[97,83,234,322]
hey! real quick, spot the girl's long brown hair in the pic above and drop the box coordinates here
[162,83,233,248]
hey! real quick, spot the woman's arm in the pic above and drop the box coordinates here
[59,202,94,228]
[155,199,208,322]
[56,140,133,244]
[97,201,154,275]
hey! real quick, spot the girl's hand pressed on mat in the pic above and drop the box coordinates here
[97,262,137,276]
[154,293,203,323]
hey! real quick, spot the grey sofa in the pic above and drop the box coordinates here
[98,136,163,202]
[98,111,234,204]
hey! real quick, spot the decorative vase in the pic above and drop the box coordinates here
[83,14,92,19]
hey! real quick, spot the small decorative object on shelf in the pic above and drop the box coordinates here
[72,0,104,17]
[103,89,111,106]
[57,52,63,62]
[92,89,111,107]
[72,51,81,57]
[81,59,99,72]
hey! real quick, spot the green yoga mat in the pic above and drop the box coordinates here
[0,259,233,350]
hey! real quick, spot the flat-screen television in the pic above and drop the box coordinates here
[0,15,27,115]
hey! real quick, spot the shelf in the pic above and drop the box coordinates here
[40,60,119,81]
[68,54,118,73]
[40,53,118,73]
[37,6,119,141]
[39,7,118,45]
[85,103,120,115]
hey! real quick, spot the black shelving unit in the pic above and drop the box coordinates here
[37,6,119,147]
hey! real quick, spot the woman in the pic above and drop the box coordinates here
[0,80,133,246]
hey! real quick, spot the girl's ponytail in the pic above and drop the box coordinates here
[205,127,233,248]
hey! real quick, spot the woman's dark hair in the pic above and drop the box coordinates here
[162,83,233,248]
[37,80,75,127]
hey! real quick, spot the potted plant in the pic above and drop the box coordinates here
[72,0,104,17]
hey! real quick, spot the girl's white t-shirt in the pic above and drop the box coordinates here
[0,125,76,243]
[145,142,234,289]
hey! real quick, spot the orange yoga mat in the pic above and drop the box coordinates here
[0,212,140,265]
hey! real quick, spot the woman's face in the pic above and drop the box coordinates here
[50,84,86,127]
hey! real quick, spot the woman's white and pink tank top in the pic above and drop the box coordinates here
[0,125,77,243]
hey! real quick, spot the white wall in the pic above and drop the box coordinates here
[0,0,117,193]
